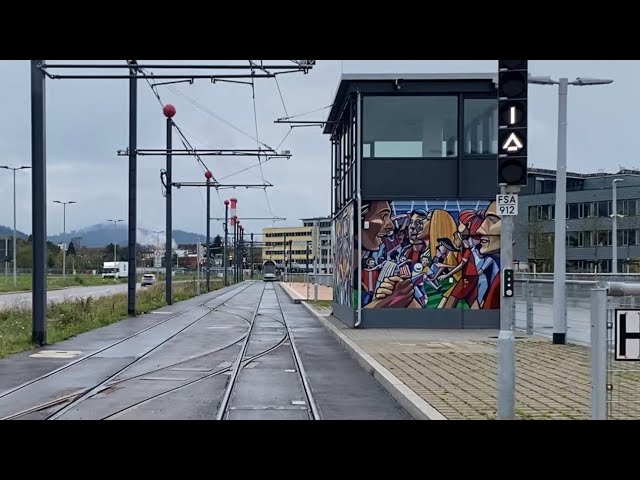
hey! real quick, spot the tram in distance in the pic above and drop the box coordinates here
[262,259,277,282]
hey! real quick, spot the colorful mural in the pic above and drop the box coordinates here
[333,203,354,307]
[357,200,501,310]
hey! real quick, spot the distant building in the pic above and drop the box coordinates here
[262,226,313,272]
[301,216,333,274]
[261,217,333,274]
[514,167,640,273]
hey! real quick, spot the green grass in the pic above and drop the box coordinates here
[308,300,332,308]
[0,274,127,293]
[0,279,228,359]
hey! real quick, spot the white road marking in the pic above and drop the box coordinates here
[30,350,83,359]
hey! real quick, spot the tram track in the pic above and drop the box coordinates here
[0,281,257,420]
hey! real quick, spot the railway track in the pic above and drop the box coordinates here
[0,281,257,420]
[1,281,320,420]
[215,282,320,420]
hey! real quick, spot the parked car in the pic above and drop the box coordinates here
[141,273,156,287]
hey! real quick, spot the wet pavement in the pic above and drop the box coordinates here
[0,281,412,420]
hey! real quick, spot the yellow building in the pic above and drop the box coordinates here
[262,226,314,271]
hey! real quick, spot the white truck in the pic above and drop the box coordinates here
[102,261,128,279]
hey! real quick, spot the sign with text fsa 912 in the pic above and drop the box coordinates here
[496,193,518,216]
[498,60,528,186]
[615,309,640,361]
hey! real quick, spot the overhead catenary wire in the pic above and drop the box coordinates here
[140,62,295,224]
[137,65,210,212]
[250,77,275,219]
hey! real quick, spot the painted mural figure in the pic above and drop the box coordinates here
[361,257,384,305]
[356,201,421,308]
[348,199,502,311]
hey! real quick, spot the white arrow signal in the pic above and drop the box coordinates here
[502,132,523,152]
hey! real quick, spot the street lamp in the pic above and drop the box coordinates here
[612,178,624,274]
[152,230,164,279]
[529,73,614,345]
[106,219,124,275]
[0,165,31,286]
[53,200,77,284]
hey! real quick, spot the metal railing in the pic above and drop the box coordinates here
[590,282,640,420]
[281,273,334,287]
[513,276,640,345]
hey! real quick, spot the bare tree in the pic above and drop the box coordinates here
[585,215,604,272]
[527,218,554,272]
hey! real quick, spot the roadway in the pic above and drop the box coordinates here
[0,283,137,311]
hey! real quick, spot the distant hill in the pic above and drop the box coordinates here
[0,225,28,240]
[0,223,208,248]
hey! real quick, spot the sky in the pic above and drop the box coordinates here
[0,60,636,241]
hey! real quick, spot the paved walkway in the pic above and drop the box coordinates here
[300,303,640,420]
[281,282,333,302]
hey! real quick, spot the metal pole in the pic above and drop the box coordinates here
[612,179,623,274]
[62,203,66,284]
[223,203,228,286]
[127,62,138,317]
[250,232,254,279]
[31,60,47,345]
[590,286,608,420]
[206,178,211,292]
[306,243,310,299]
[241,229,244,281]
[113,222,117,271]
[196,239,201,294]
[552,78,568,345]
[283,232,287,282]
[156,232,160,279]
[526,281,534,335]
[355,92,363,328]
[238,228,242,282]
[289,240,293,283]
[166,117,173,304]
[497,183,517,420]
[12,169,17,287]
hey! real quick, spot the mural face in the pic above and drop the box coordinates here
[333,203,354,307]
[357,200,501,310]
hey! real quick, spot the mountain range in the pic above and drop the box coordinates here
[0,223,210,248]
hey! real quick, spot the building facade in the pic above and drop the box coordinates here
[262,226,314,272]
[514,167,640,273]
[301,216,333,274]
[326,73,502,329]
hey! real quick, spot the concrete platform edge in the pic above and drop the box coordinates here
[299,301,447,421]
[279,282,302,304]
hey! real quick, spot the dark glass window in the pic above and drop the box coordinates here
[463,99,498,155]
[363,96,458,158]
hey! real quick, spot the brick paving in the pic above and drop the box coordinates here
[309,306,640,420]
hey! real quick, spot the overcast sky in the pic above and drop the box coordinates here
[0,60,635,239]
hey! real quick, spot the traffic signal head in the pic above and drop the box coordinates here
[498,70,528,100]
[499,60,527,71]
[498,157,528,185]
[498,59,528,186]
[503,268,514,297]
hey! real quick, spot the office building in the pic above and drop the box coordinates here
[301,216,333,274]
[514,167,640,273]
[262,226,314,272]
